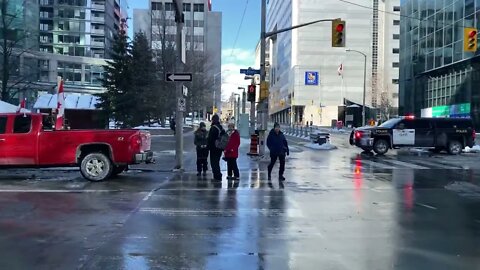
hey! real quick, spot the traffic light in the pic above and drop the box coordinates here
[247,85,256,102]
[332,19,346,47]
[464,28,478,52]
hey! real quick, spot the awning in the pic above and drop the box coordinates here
[0,100,30,113]
[33,93,100,110]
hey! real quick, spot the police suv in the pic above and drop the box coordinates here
[349,117,476,155]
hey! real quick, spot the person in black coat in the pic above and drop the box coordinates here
[267,122,289,181]
[208,114,224,181]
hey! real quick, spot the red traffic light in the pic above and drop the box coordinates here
[469,30,477,38]
[336,23,344,32]
[248,85,255,93]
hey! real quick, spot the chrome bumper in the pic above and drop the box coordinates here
[134,151,154,164]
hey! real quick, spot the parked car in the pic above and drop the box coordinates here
[349,117,475,155]
[0,113,153,181]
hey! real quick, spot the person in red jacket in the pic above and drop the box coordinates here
[224,122,241,180]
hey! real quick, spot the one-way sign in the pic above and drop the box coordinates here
[166,73,193,82]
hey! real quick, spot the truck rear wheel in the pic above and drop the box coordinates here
[373,139,389,155]
[447,140,463,155]
[80,153,113,182]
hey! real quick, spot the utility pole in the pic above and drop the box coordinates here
[258,0,267,156]
[174,0,184,170]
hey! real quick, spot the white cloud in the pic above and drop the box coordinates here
[222,48,256,66]
[218,48,258,102]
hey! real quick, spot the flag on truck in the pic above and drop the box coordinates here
[16,98,26,113]
[55,76,65,130]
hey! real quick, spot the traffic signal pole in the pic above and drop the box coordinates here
[174,0,184,170]
[258,0,340,155]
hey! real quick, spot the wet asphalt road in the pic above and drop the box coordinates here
[0,130,480,269]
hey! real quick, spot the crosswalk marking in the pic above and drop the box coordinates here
[359,159,396,169]
[407,159,461,169]
[380,159,429,169]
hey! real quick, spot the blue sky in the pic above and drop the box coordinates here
[127,0,261,99]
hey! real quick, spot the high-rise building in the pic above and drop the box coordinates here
[399,0,480,126]
[264,0,400,126]
[1,0,128,104]
[134,0,221,114]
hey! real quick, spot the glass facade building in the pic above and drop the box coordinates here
[400,0,480,126]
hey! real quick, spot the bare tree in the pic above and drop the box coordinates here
[0,0,38,102]
[372,70,394,121]
[150,8,215,122]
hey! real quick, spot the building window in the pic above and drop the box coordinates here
[393,34,400,40]
[193,20,204,27]
[164,3,174,11]
[393,20,400,26]
[392,79,399,84]
[393,48,400,54]
[194,4,204,12]
[152,2,162,10]
[392,62,399,68]
[183,3,191,11]
[393,6,400,12]
[40,23,49,31]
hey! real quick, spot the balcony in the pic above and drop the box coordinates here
[91,4,105,11]
[91,41,104,47]
[91,29,105,35]
[91,16,105,23]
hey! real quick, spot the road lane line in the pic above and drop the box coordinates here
[409,159,460,169]
[359,159,396,169]
[381,159,429,169]
[416,203,437,210]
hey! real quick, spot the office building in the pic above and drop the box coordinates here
[399,0,480,126]
[265,0,400,126]
[1,0,128,105]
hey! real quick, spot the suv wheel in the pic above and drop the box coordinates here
[447,140,463,155]
[373,139,389,155]
[80,153,113,182]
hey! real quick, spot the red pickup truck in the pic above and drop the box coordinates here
[0,113,153,181]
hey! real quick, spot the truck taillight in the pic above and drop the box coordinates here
[131,135,142,150]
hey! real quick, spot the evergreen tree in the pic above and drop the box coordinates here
[131,32,157,126]
[96,32,133,128]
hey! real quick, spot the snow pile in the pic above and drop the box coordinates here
[304,142,337,150]
[0,100,30,113]
[464,145,480,153]
[133,124,169,130]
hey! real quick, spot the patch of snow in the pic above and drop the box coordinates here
[464,145,480,153]
[0,100,30,113]
[133,125,169,130]
[304,142,337,150]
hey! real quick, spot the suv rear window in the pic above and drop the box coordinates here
[0,116,6,134]
[14,115,32,134]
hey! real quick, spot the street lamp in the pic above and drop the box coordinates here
[346,49,367,126]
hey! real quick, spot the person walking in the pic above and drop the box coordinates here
[208,114,224,181]
[224,122,240,180]
[170,117,176,135]
[194,122,209,177]
[267,122,289,181]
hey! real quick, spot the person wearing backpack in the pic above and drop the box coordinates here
[224,122,240,180]
[208,114,225,181]
[194,122,209,177]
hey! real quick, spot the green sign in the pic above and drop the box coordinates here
[431,103,470,118]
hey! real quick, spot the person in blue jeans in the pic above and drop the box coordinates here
[267,122,289,181]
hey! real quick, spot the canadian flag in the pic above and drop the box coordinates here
[337,63,343,76]
[16,98,26,113]
[55,76,65,130]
